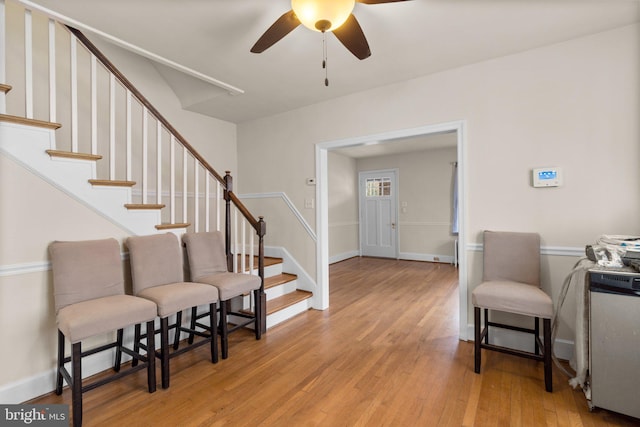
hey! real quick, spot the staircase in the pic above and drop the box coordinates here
[0,0,313,329]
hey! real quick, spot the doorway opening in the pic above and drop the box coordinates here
[359,169,399,259]
[316,120,468,340]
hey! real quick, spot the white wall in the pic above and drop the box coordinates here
[327,151,359,262]
[237,24,640,345]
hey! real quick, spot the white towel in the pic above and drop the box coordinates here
[552,258,594,393]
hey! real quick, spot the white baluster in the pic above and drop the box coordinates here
[216,182,221,232]
[205,173,210,232]
[48,19,56,123]
[182,146,187,223]
[70,33,78,152]
[126,90,132,181]
[90,54,97,154]
[109,74,115,180]
[170,135,176,224]
[249,230,255,275]
[157,122,162,205]
[24,9,33,118]
[194,162,199,231]
[142,107,148,204]
[233,209,238,273]
[241,219,246,273]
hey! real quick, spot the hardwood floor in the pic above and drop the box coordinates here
[30,257,638,426]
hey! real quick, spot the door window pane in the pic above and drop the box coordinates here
[366,177,391,197]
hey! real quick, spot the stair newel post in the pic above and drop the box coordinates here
[257,216,267,335]
[223,171,233,271]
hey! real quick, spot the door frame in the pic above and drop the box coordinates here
[358,168,400,259]
[315,120,468,341]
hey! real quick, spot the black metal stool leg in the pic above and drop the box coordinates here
[209,303,218,363]
[188,306,198,344]
[220,300,229,359]
[114,328,124,372]
[173,311,182,350]
[132,323,142,367]
[56,330,65,395]
[71,342,82,427]
[534,317,540,355]
[484,308,489,344]
[474,307,481,373]
[544,318,552,392]
[160,317,170,389]
[146,320,157,393]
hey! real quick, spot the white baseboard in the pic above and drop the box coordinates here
[466,324,573,361]
[0,349,119,404]
[328,251,454,264]
[399,252,454,264]
[329,251,359,264]
[0,317,183,404]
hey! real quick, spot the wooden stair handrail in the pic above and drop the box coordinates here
[66,26,263,236]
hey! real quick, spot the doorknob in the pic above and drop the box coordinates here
[391,222,396,229]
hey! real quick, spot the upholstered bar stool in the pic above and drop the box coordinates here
[126,232,219,388]
[183,231,262,359]
[49,238,158,427]
[472,230,554,392]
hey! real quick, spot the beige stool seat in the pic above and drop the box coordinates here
[196,272,261,301]
[58,294,157,343]
[472,280,553,319]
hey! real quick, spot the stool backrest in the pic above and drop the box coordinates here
[482,231,540,287]
[182,231,228,281]
[49,238,124,312]
[127,233,184,293]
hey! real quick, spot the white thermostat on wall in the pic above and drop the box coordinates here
[532,167,562,187]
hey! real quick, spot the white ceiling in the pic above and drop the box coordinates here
[29,0,640,125]
[333,131,457,158]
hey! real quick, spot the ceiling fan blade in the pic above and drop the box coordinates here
[251,10,301,53]
[356,0,411,4]
[332,14,371,60]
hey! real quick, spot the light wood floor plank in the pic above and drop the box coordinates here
[28,257,638,426]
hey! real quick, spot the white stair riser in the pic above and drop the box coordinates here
[266,298,313,329]
[265,280,298,301]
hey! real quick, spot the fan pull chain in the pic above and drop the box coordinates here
[322,32,329,87]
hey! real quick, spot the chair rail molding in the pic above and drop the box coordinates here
[238,192,317,242]
[467,243,584,257]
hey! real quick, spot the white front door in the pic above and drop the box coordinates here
[359,169,398,258]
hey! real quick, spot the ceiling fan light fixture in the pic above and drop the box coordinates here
[291,0,356,32]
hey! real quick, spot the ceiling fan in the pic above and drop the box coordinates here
[250,0,411,61]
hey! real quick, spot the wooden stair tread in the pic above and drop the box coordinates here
[46,149,102,161]
[125,203,166,210]
[88,179,136,187]
[0,113,61,130]
[155,223,190,230]
[0,84,12,93]
[265,273,297,290]
[266,290,312,315]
